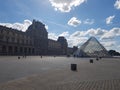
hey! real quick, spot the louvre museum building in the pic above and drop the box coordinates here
[0,20,68,55]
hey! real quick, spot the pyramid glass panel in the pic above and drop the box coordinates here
[74,37,110,57]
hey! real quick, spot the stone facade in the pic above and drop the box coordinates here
[48,39,62,55]
[0,26,34,55]
[57,37,68,55]
[26,20,48,55]
[0,20,68,55]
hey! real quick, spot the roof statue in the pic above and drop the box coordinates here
[74,37,110,57]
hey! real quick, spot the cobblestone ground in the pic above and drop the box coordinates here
[0,56,120,90]
[0,70,120,90]
[49,79,120,90]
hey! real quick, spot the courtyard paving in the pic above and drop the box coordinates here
[0,56,120,90]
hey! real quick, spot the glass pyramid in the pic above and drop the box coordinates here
[74,37,110,57]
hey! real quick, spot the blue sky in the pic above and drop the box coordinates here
[0,0,120,52]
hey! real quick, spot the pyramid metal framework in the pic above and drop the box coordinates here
[74,37,110,57]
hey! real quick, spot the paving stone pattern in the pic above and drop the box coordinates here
[0,56,120,90]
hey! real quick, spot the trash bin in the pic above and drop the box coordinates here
[90,59,93,63]
[71,64,77,71]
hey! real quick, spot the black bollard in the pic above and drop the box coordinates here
[67,54,70,57]
[96,57,99,61]
[18,56,20,59]
[71,64,77,71]
[90,59,93,63]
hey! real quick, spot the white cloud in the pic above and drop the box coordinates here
[68,32,88,47]
[69,28,106,38]
[48,33,58,40]
[114,0,120,9]
[101,28,120,40]
[68,17,81,27]
[0,20,49,32]
[59,31,69,37]
[106,15,115,24]
[68,18,95,27]
[101,41,116,47]
[68,37,88,47]
[100,41,120,52]
[45,25,48,30]
[86,28,107,36]
[83,19,94,25]
[49,0,86,12]
[118,45,120,48]
[70,31,82,37]
[0,20,32,32]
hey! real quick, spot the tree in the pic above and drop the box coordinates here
[108,50,120,56]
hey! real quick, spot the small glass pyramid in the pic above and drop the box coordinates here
[74,37,110,57]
